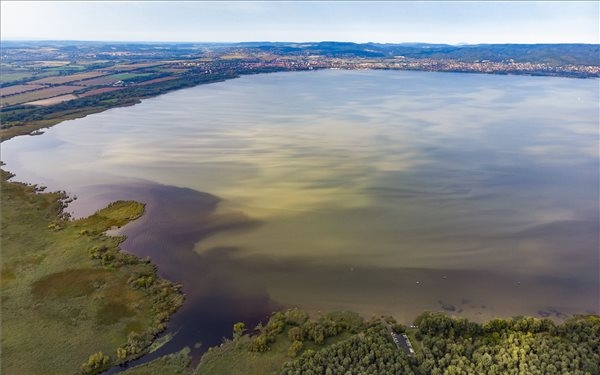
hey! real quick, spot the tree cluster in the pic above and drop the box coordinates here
[271,310,600,375]
[248,309,364,354]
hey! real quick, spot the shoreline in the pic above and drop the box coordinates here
[0,75,236,142]
[2,66,598,143]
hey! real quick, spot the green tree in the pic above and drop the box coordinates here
[233,322,246,341]
[81,351,111,374]
[249,334,269,352]
[288,326,304,341]
[116,347,127,360]
[288,340,304,358]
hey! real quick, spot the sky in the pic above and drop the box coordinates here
[1,1,598,44]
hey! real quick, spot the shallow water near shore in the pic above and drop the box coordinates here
[2,70,598,364]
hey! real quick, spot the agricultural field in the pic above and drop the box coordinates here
[0,69,44,83]
[26,60,72,67]
[137,76,180,86]
[28,71,109,85]
[0,85,81,107]
[78,73,152,87]
[78,87,126,98]
[0,84,47,96]
[220,54,248,60]
[26,94,78,106]
[45,65,87,73]
[156,67,190,74]
[104,62,168,71]
[0,63,72,84]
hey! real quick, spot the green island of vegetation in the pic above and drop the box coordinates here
[119,308,599,375]
[0,168,184,375]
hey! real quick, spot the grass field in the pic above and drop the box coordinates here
[195,337,291,375]
[121,348,193,375]
[1,169,183,375]
[0,71,38,83]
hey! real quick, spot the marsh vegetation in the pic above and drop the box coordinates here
[0,170,183,375]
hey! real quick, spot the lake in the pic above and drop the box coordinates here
[3,70,598,363]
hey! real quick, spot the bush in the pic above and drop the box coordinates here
[288,340,303,358]
[249,334,269,352]
[80,351,111,374]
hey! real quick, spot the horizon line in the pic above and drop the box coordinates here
[2,39,599,46]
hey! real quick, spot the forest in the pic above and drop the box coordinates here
[181,308,600,375]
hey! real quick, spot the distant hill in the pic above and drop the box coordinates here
[2,40,598,66]
[226,42,600,66]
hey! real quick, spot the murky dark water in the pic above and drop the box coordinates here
[79,182,280,370]
[2,70,598,366]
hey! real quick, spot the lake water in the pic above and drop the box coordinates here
[2,70,598,363]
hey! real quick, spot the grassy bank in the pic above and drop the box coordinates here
[0,169,184,375]
[120,348,193,375]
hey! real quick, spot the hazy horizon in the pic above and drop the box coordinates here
[2,1,598,44]
[2,39,599,46]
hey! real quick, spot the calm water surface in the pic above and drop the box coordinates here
[3,70,598,363]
